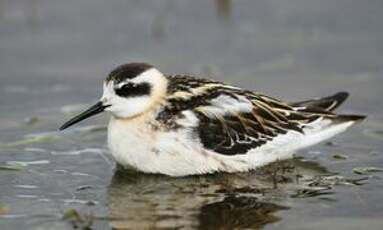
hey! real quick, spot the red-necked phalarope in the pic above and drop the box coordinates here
[60,62,365,176]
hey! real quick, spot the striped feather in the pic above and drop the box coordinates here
[155,75,365,156]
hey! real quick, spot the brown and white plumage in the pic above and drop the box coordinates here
[60,63,365,176]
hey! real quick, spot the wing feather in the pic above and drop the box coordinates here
[157,75,339,155]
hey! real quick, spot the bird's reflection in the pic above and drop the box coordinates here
[107,158,333,229]
[198,196,287,229]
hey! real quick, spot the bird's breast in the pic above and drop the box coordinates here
[107,116,157,170]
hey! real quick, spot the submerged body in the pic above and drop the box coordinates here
[60,63,365,177]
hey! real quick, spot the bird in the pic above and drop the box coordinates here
[59,62,365,177]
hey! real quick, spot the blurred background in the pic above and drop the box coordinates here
[1,0,383,229]
[1,0,382,115]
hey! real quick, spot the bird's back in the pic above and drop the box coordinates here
[156,75,364,157]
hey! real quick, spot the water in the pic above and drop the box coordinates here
[1,0,383,229]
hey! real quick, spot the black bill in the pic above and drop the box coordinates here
[59,101,108,130]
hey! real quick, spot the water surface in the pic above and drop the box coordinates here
[1,0,383,229]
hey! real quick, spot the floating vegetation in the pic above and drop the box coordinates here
[325,141,337,146]
[215,186,265,195]
[6,160,50,166]
[306,175,368,187]
[290,157,330,174]
[62,209,94,230]
[0,162,25,171]
[353,167,383,175]
[332,154,349,160]
[252,158,369,199]
[75,185,94,192]
[63,199,98,206]
[291,187,333,198]
[0,133,62,148]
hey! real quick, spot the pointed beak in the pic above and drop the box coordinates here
[59,101,109,130]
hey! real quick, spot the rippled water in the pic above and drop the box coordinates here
[1,0,383,229]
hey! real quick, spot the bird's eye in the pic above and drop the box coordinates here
[115,82,151,97]
[120,82,136,90]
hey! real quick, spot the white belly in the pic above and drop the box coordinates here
[107,116,356,177]
[107,116,257,176]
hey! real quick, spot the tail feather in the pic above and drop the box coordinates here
[298,114,365,151]
[290,92,349,112]
[331,114,366,124]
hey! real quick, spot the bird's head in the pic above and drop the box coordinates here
[60,63,168,130]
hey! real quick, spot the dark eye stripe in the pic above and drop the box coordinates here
[115,82,151,97]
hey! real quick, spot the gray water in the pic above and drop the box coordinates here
[1,0,383,229]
